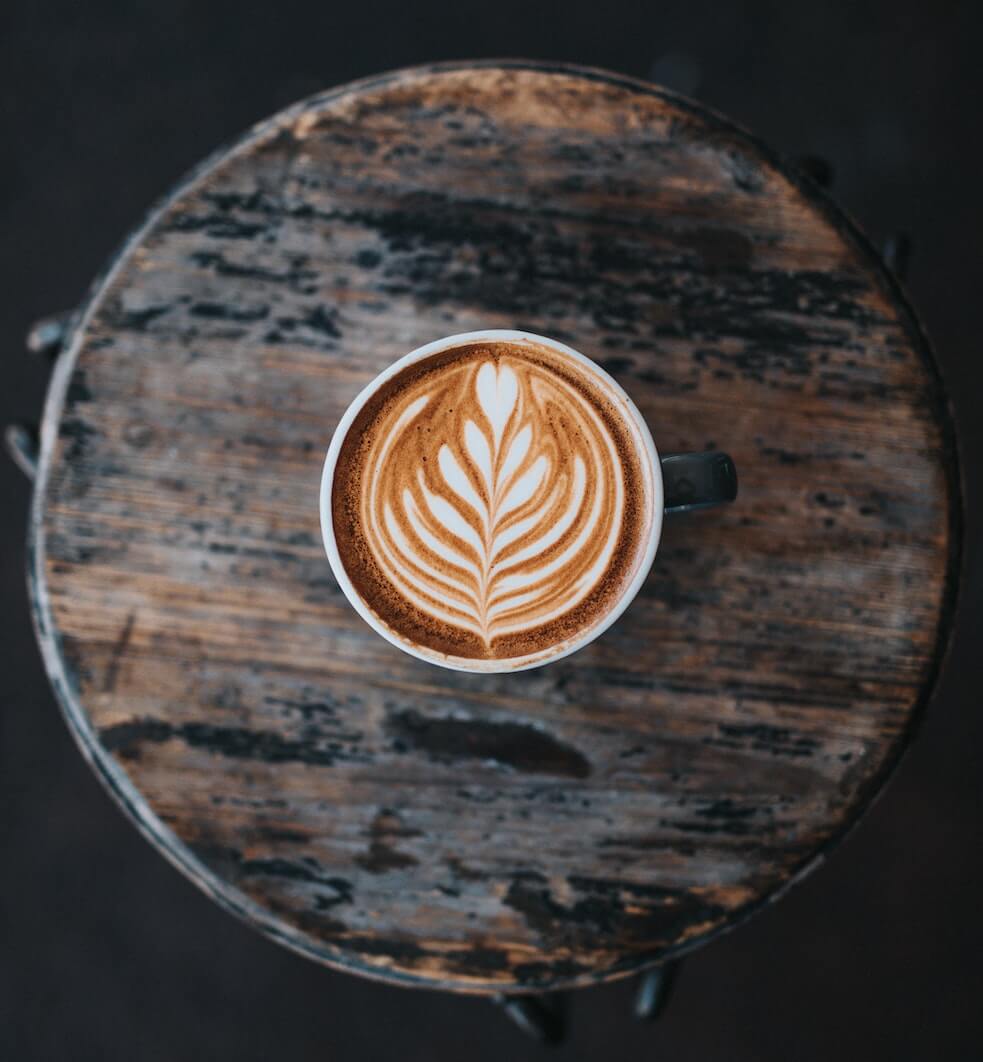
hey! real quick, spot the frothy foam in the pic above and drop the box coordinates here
[331,339,654,664]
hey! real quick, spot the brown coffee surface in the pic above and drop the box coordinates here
[331,339,653,664]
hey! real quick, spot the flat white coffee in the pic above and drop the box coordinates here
[330,337,656,667]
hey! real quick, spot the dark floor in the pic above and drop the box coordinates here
[2,1,982,1059]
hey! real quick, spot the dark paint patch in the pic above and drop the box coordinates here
[356,808,421,873]
[345,936,430,965]
[687,227,753,271]
[370,808,423,839]
[443,945,514,975]
[59,417,98,463]
[102,610,136,693]
[100,717,367,767]
[99,716,173,754]
[712,723,820,758]
[167,212,269,240]
[189,301,270,322]
[302,305,341,337]
[115,304,172,330]
[189,250,318,290]
[600,356,635,375]
[504,872,729,951]
[446,857,486,882]
[65,371,94,409]
[260,827,311,844]
[356,248,382,268]
[387,710,591,779]
[356,842,419,873]
[512,958,589,986]
[239,858,354,908]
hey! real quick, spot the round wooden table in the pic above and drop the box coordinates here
[29,62,960,994]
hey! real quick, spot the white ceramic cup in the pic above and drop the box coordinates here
[320,329,736,673]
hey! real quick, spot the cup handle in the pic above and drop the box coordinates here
[661,452,738,514]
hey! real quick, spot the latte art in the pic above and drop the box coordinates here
[330,339,656,667]
[367,359,624,646]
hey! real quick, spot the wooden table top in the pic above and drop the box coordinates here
[30,61,960,993]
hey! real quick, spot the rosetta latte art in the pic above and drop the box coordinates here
[352,351,630,652]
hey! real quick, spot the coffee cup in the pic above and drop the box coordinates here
[320,330,736,672]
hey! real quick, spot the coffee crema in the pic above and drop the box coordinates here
[330,339,655,665]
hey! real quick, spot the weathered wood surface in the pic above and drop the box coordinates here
[30,62,960,993]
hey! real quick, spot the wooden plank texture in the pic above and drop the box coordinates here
[30,62,960,993]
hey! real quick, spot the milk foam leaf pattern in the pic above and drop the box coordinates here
[359,354,628,652]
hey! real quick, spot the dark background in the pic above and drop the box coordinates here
[2,2,981,1058]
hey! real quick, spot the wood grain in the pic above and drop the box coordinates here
[29,62,960,993]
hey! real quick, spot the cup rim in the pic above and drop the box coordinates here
[319,329,664,672]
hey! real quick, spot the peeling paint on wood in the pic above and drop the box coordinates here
[28,62,960,993]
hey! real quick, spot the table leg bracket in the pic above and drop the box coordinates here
[5,310,74,481]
